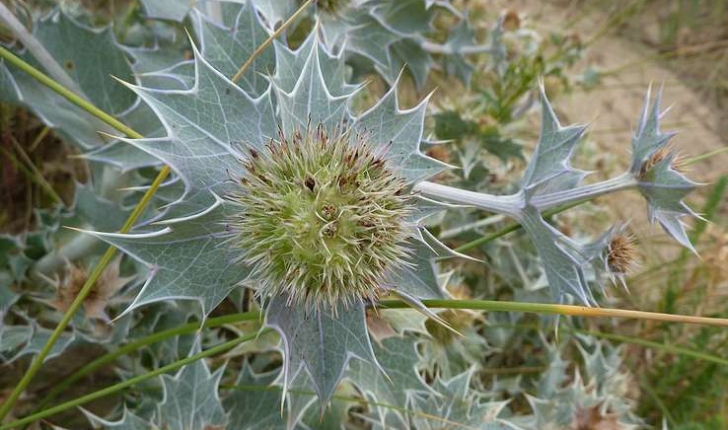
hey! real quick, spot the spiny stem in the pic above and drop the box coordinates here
[451,145,723,253]
[0,331,264,430]
[414,181,523,216]
[231,0,314,83]
[529,172,635,210]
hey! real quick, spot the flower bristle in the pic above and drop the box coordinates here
[607,234,637,277]
[229,125,413,311]
[638,145,684,179]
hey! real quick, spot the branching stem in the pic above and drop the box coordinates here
[414,181,523,216]
[529,172,636,210]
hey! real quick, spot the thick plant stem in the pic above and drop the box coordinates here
[0,331,264,430]
[414,181,523,216]
[529,172,636,210]
[454,200,586,252]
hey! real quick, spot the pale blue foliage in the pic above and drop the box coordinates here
[82,17,452,417]
[265,296,379,405]
[224,364,302,430]
[630,87,700,253]
[0,318,76,364]
[525,337,642,429]
[157,346,228,430]
[83,200,249,315]
[193,1,275,96]
[116,42,275,219]
[521,90,588,199]
[417,86,699,304]
[404,369,523,430]
[84,408,154,430]
[347,335,433,426]
[33,11,136,115]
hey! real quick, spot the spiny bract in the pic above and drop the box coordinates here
[229,125,412,310]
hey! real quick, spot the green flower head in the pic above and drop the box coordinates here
[229,125,413,310]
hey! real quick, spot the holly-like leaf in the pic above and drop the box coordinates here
[193,1,275,96]
[386,230,448,300]
[406,369,522,430]
[157,346,228,430]
[0,319,75,363]
[115,41,276,218]
[265,296,380,406]
[0,59,111,150]
[348,336,432,426]
[519,207,595,305]
[521,86,588,199]
[224,364,292,430]
[81,200,249,315]
[74,182,134,232]
[34,11,136,115]
[273,37,353,137]
[526,338,642,430]
[354,77,448,185]
[630,88,700,252]
[84,408,155,430]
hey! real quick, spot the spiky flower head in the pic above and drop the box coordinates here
[229,125,413,311]
[637,144,685,181]
[606,233,637,281]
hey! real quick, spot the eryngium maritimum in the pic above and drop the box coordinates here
[229,125,413,311]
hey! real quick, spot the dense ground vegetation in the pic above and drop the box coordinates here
[0,0,726,429]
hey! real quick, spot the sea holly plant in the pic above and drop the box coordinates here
[80,24,455,413]
[415,84,700,304]
[0,0,716,429]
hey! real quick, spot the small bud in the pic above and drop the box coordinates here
[503,10,521,31]
[638,145,684,180]
[607,234,637,278]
